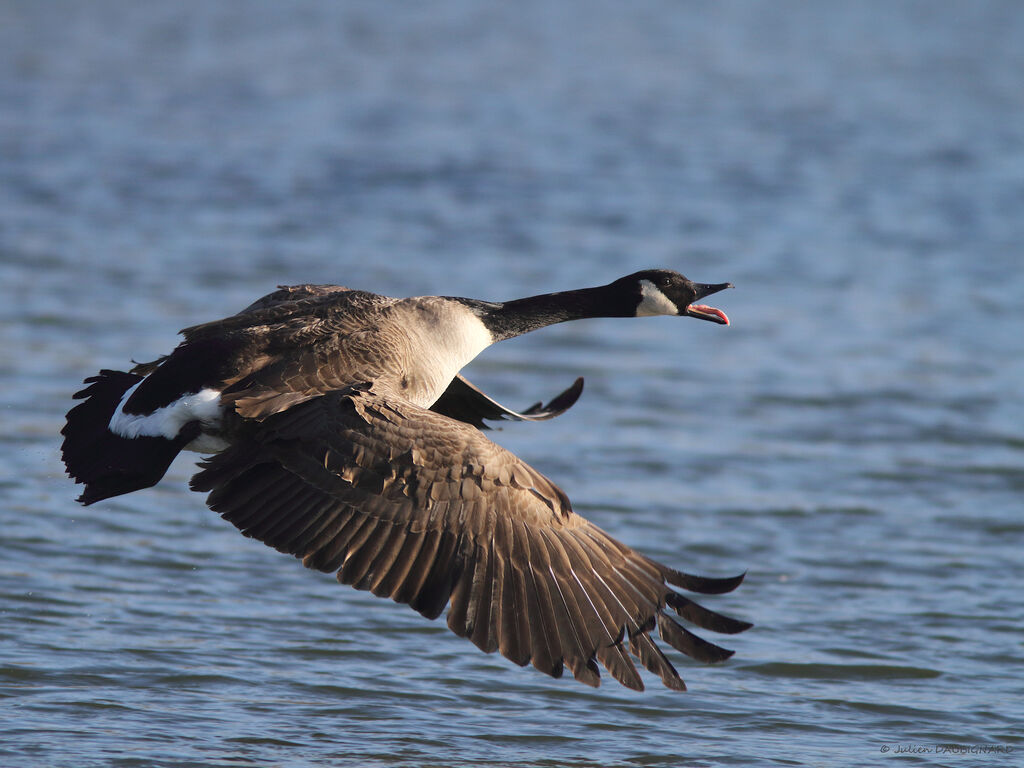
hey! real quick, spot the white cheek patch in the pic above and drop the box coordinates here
[635,280,679,317]
[109,381,224,442]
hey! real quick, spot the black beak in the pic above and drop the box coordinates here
[693,282,734,300]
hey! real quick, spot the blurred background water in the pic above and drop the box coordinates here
[2,1,1023,766]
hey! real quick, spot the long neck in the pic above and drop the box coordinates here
[469,284,635,342]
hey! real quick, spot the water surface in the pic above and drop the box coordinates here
[2,2,1023,766]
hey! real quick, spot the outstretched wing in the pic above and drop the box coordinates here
[429,375,584,430]
[190,387,750,690]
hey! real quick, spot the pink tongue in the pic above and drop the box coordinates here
[690,304,730,325]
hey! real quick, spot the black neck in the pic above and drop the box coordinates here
[467,283,637,342]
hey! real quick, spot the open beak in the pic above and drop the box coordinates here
[684,282,733,325]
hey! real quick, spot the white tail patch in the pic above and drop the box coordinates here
[109,381,225,450]
[635,280,679,317]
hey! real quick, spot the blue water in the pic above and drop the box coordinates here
[2,2,1023,766]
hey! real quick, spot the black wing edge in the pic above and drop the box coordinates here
[430,376,584,430]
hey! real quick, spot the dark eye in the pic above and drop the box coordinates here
[658,276,673,288]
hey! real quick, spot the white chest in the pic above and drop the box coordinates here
[395,300,494,406]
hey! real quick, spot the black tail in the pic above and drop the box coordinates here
[61,370,194,505]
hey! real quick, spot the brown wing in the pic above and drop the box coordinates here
[185,287,401,420]
[190,387,750,690]
[180,284,360,342]
[236,283,354,313]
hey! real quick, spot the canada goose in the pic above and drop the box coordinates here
[61,269,749,691]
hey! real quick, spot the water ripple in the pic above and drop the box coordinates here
[4,2,1024,767]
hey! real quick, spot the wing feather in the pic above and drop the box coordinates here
[514,520,562,676]
[630,632,686,691]
[445,540,480,637]
[596,642,644,692]
[257,485,330,549]
[310,509,375,573]
[466,535,499,654]
[357,523,413,594]
[505,547,535,667]
[338,518,392,588]
[657,613,736,664]
[371,528,427,599]
[532,529,600,686]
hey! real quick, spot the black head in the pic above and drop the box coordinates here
[611,269,733,324]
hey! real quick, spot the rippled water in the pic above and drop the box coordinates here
[3,2,1023,766]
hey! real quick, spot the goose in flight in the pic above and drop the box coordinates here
[61,269,749,691]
